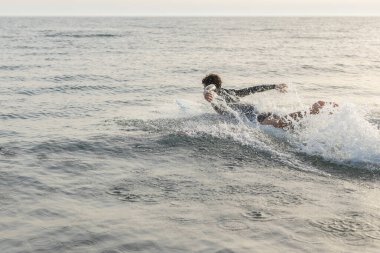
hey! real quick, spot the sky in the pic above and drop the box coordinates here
[1,0,380,16]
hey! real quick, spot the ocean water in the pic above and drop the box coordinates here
[1,17,380,253]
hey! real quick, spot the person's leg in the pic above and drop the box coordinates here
[260,114,292,129]
[309,100,338,115]
[310,100,326,114]
[259,101,338,129]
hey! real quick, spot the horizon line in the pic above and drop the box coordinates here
[1,13,380,18]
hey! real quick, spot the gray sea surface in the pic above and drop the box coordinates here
[1,17,380,253]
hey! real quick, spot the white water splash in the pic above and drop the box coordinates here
[290,103,380,166]
[175,99,380,169]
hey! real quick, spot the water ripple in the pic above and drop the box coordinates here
[310,212,380,245]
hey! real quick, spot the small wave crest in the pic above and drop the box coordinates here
[41,74,118,83]
[45,32,119,38]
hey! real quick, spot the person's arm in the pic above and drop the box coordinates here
[211,103,227,115]
[231,83,287,97]
[204,92,231,116]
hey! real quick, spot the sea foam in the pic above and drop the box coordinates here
[290,103,380,167]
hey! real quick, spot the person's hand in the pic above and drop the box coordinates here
[204,92,213,102]
[275,83,288,93]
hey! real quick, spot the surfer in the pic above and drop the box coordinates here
[202,73,337,129]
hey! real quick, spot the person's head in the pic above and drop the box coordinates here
[202,74,222,89]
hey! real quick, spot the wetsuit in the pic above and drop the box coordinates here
[211,85,276,122]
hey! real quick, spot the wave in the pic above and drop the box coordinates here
[291,103,380,168]
[45,32,119,38]
[41,74,119,83]
[0,65,24,71]
[291,36,353,40]
[116,100,380,173]
[0,65,47,71]
[17,85,116,96]
[28,137,135,158]
[15,75,122,95]
[301,64,348,73]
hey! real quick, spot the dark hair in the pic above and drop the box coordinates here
[202,74,222,89]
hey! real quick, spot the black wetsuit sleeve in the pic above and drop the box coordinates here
[229,84,276,97]
[211,103,225,115]
[211,102,234,117]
